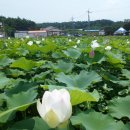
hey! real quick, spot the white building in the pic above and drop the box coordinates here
[15,30,47,38]
[99,30,105,35]
[0,22,5,38]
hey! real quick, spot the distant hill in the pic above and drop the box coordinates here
[37,20,115,30]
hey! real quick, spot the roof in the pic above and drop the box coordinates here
[41,26,62,32]
[28,30,46,33]
[15,31,28,33]
[85,30,99,32]
[15,30,47,33]
[114,27,127,34]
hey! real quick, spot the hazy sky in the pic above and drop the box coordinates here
[0,0,130,23]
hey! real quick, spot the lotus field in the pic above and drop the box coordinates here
[1,36,130,130]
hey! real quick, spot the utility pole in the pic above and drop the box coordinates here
[71,16,75,29]
[87,10,92,30]
[71,16,75,35]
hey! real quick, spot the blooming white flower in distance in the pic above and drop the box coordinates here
[42,38,45,41]
[4,42,8,47]
[68,39,72,42]
[73,45,77,48]
[36,40,41,45]
[21,38,24,41]
[25,35,30,39]
[37,89,72,128]
[91,40,100,49]
[127,39,130,44]
[27,41,33,46]
[77,39,80,44]
[105,46,112,51]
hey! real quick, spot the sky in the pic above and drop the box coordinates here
[0,0,130,23]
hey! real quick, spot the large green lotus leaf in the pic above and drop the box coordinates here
[16,47,29,56]
[26,44,39,54]
[108,96,130,119]
[0,110,15,123]
[105,51,125,64]
[63,48,81,59]
[69,89,98,105]
[85,51,105,65]
[32,70,52,82]
[0,73,13,89]
[6,69,25,78]
[0,89,37,123]
[52,51,64,59]
[39,43,57,53]
[10,57,36,71]
[5,90,37,110]
[5,81,37,96]
[0,55,14,67]
[7,117,50,130]
[71,111,125,130]
[100,71,130,87]
[123,123,130,130]
[56,71,101,88]
[0,101,36,123]
[52,60,74,73]
[122,69,130,80]
[0,90,37,123]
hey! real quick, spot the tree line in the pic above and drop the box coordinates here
[0,16,36,37]
[0,16,130,37]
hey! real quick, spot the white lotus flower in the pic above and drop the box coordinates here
[21,38,24,41]
[77,40,80,44]
[73,45,77,48]
[36,40,41,45]
[25,35,30,39]
[68,39,72,42]
[37,89,72,128]
[105,46,112,51]
[91,40,100,49]
[27,41,33,46]
[42,38,45,41]
[127,39,130,44]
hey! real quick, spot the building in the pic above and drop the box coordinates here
[114,27,127,35]
[0,22,5,38]
[40,26,62,36]
[15,30,47,38]
[15,26,62,38]
[99,30,105,35]
[85,29,99,36]
[15,31,28,38]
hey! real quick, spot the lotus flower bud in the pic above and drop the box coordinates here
[89,50,95,58]
[37,89,72,128]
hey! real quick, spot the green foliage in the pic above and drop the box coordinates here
[0,36,130,130]
[10,57,36,71]
[71,111,125,130]
[56,71,101,88]
[69,89,98,105]
[109,96,130,119]
[7,117,50,130]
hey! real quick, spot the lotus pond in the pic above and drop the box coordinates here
[0,36,130,130]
